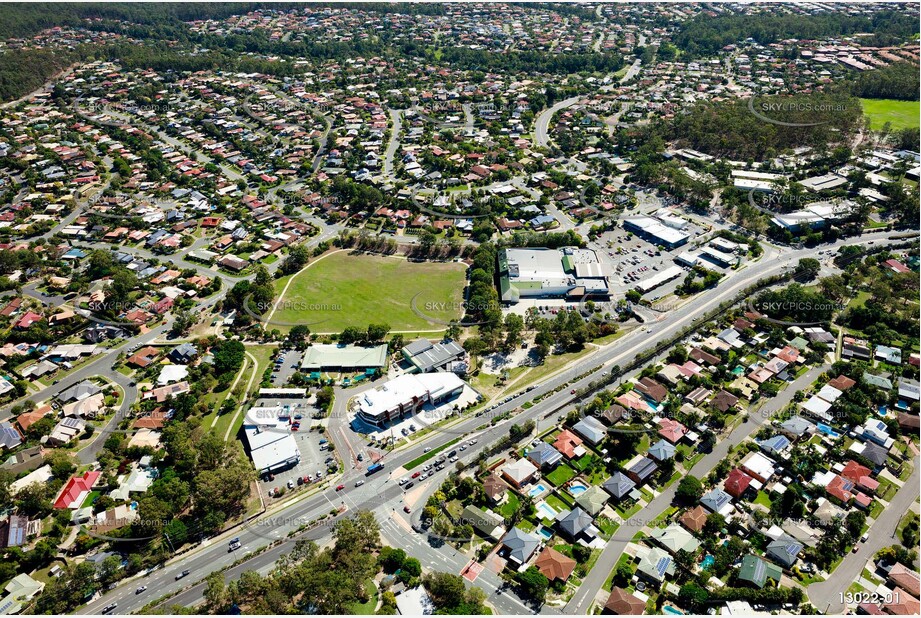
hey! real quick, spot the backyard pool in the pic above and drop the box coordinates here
[731,365,745,376]
[535,501,558,521]
[663,605,684,615]
[528,483,548,497]
[537,526,554,540]
[816,423,841,438]
[568,480,589,495]
[701,554,715,570]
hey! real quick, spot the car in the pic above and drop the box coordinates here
[294,414,303,420]
[304,475,312,483]
[357,453,364,461]
[102,604,118,614]
[228,540,242,552]
[860,532,869,543]
[449,456,458,463]
[411,471,421,478]
[459,445,466,451]
[287,480,295,489]
[852,544,860,553]
[135,586,147,594]
[336,484,345,491]
[355,480,365,487]
[423,447,432,453]
[296,477,304,486]
[403,481,414,489]
[403,505,411,513]
[468,440,476,446]
[175,569,191,580]
[570,389,576,394]
[398,477,407,485]
[316,471,323,479]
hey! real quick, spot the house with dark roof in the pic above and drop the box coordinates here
[500,527,541,566]
[168,342,198,364]
[766,533,803,568]
[527,441,562,469]
[635,377,667,404]
[711,390,740,413]
[603,472,636,501]
[555,507,595,541]
[738,554,783,589]
[626,457,657,485]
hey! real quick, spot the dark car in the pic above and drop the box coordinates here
[175,569,191,580]
[102,604,118,614]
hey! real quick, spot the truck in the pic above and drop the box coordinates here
[366,462,385,476]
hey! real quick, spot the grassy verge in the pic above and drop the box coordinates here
[405,437,462,470]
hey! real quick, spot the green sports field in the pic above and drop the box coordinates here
[271,251,466,333]
[860,98,920,131]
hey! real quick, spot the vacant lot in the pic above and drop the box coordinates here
[860,98,920,131]
[272,251,466,332]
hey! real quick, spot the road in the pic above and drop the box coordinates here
[74,230,909,615]
[533,96,582,150]
[383,108,404,179]
[807,454,921,614]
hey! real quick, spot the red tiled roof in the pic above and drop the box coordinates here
[53,471,101,509]
[724,468,753,498]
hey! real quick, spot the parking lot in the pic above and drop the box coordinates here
[251,396,333,501]
[270,349,302,387]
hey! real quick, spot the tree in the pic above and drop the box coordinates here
[676,475,704,502]
[289,325,311,348]
[679,583,710,612]
[515,566,549,603]
[423,571,466,609]
[46,450,76,480]
[794,258,821,282]
[204,572,228,612]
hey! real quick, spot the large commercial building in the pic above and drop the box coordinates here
[243,406,301,474]
[623,215,690,249]
[498,247,609,303]
[299,344,388,373]
[770,200,856,233]
[355,373,465,427]
[402,339,466,373]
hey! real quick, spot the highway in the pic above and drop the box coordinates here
[74,229,909,614]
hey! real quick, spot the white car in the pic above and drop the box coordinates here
[355,480,365,487]
[398,478,407,485]
[423,447,432,453]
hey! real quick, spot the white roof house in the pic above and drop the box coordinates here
[501,458,538,487]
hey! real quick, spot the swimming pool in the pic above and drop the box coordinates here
[528,483,548,497]
[535,501,558,521]
[731,365,745,376]
[537,526,554,540]
[816,423,841,438]
[663,605,684,615]
[568,480,589,495]
[701,554,715,570]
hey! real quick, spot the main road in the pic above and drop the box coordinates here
[75,230,910,615]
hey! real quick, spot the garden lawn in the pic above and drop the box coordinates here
[272,252,465,332]
[545,464,577,487]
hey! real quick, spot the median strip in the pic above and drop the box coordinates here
[405,437,462,470]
